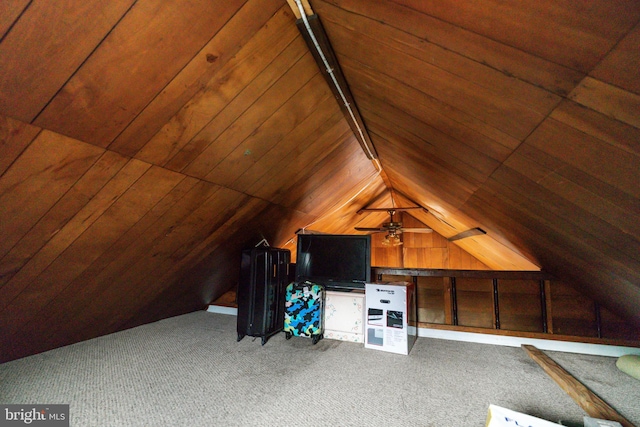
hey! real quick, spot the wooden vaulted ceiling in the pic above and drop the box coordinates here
[0,0,638,361]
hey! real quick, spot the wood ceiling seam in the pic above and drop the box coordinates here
[341,54,521,152]
[0,166,187,342]
[29,0,138,129]
[106,0,273,154]
[0,131,105,263]
[155,31,308,173]
[256,127,355,209]
[0,0,137,123]
[181,51,320,179]
[462,191,544,264]
[371,133,479,206]
[249,115,352,201]
[293,170,384,233]
[466,189,640,324]
[160,35,307,172]
[64,186,247,337]
[35,176,204,339]
[386,170,474,214]
[525,116,640,198]
[229,94,340,193]
[107,1,290,157]
[120,4,295,163]
[105,196,252,321]
[513,143,639,214]
[509,142,640,237]
[0,116,42,177]
[550,100,640,157]
[488,165,640,264]
[316,0,584,96]
[477,176,640,282]
[387,0,640,74]
[467,190,576,268]
[33,0,248,147]
[0,0,31,43]
[0,158,151,310]
[327,27,545,140]
[367,124,483,196]
[506,159,640,248]
[0,150,129,291]
[202,73,334,186]
[356,88,528,183]
[233,97,337,192]
[290,157,376,216]
[111,196,269,330]
[359,96,500,181]
[277,138,375,214]
[349,72,518,175]
[568,77,640,129]
[589,20,640,96]
[317,2,562,114]
[478,81,581,201]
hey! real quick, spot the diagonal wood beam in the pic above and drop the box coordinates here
[522,344,635,427]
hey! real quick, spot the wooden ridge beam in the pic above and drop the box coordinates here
[295,14,378,161]
[285,0,378,163]
[286,0,313,19]
[522,344,635,427]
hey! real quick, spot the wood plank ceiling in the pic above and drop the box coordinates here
[0,0,638,361]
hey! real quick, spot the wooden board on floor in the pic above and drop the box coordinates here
[522,344,635,427]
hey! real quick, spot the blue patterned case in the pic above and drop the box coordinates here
[284,281,324,344]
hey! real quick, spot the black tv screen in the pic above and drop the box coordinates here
[295,234,371,290]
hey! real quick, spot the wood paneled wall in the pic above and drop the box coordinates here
[377,270,639,344]
[313,0,640,326]
[1,0,639,360]
[371,213,489,269]
[0,3,385,363]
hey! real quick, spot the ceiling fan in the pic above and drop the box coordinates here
[355,208,432,246]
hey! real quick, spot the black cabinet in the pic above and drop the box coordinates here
[236,247,290,345]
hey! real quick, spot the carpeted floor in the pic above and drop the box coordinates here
[1,311,638,426]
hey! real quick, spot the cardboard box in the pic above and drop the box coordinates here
[486,405,562,427]
[324,290,365,343]
[364,282,417,355]
[583,417,623,427]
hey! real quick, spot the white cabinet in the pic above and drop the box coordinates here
[323,290,365,343]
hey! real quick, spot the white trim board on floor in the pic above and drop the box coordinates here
[206,305,640,358]
[207,305,237,316]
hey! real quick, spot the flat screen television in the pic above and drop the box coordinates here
[295,234,371,291]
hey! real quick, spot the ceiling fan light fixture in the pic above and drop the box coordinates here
[355,208,432,236]
[382,233,402,246]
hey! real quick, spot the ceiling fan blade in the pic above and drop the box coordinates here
[447,227,486,241]
[354,227,386,232]
[399,228,433,233]
[295,229,329,235]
